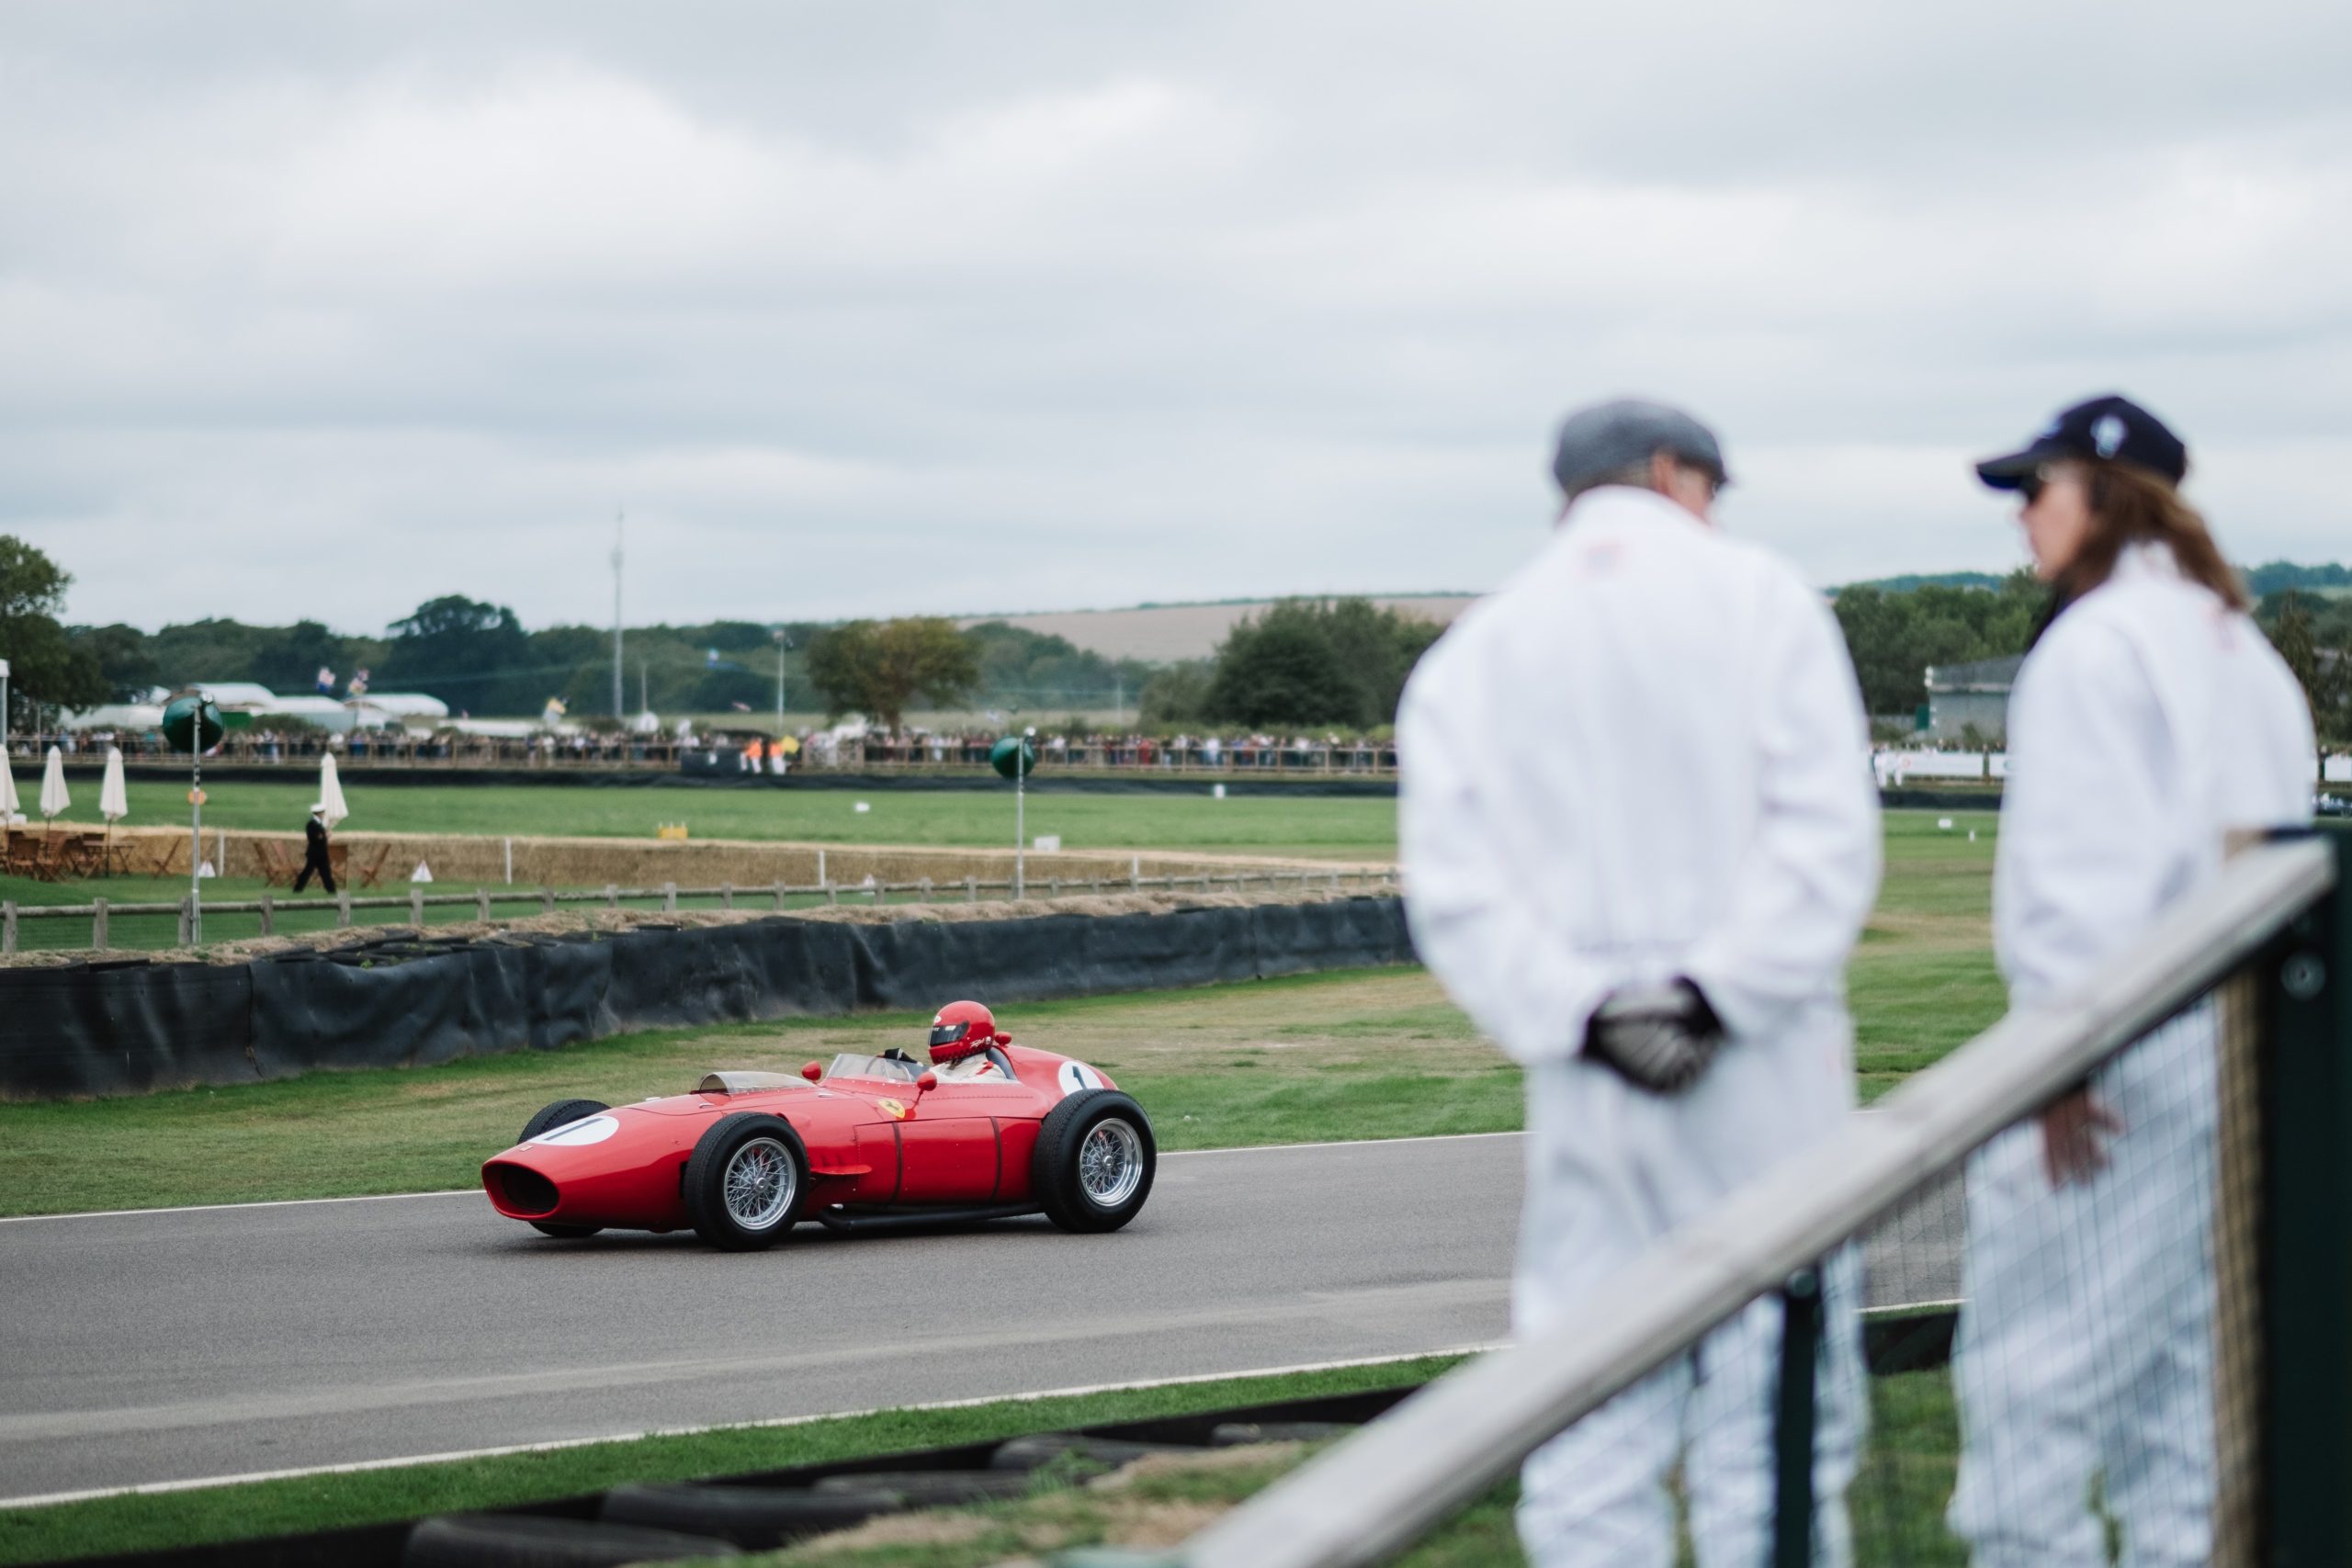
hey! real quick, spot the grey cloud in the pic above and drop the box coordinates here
[1,0,2347,635]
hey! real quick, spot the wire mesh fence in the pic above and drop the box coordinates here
[1163,832,2346,1568]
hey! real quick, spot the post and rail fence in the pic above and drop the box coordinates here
[0,865,1403,955]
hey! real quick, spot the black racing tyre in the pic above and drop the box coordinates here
[517,1099,609,1239]
[683,1112,808,1251]
[401,1512,739,1565]
[811,1470,1034,1504]
[600,1483,902,1549]
[1030,1089,1155,1234]
[991,1432,1183,1472]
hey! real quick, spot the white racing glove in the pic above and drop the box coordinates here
[1583,978,1724,1094]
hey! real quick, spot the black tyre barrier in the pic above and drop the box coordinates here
[401,1514,738,1566]
[598,1483,903,1549]
[809,1469,1035,1505]
[1210,1420,1362,1446]
[990,1433,1187,1472]
[50,1381,1423,1568]
[1,896,1415,1100]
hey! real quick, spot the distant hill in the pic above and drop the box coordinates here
[2245,561,2352,597]
[1840,571,2007,595]
[957,595,1477,663]
[1840,562,2350,600]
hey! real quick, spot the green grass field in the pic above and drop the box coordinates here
[0,807,1996,1564]
[0,811,2000,1214]
[83,778,1403,862]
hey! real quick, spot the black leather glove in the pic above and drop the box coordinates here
[1583,978,1724,1094]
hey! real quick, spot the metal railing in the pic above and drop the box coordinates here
[1122,833,2349,1567]
[0,866,1402,953]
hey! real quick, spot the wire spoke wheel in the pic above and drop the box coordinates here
[723,1136,796,1230]
[1078,1118,1145,1208]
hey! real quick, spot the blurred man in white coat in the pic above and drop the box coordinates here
[1399,399,1881,1568]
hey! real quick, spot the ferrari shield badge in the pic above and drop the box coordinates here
[876,1098,909,1121]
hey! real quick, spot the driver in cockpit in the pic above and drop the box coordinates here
[927,999,1012,1082]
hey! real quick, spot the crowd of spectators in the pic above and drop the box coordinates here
[8,723,1404,773]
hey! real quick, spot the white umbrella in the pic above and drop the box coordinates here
[39,745,69,833]
[0,751,19,826]
[318,752,349,828]
[99,747,129,873]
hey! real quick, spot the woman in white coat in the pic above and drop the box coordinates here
[1949,395,2313,1566]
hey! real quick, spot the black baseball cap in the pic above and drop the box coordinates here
[1975,394,2188,491]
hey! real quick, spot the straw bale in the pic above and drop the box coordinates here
[33,820,1388,892]
[0,885,1395,968]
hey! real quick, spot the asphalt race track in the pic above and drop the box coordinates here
[0,1136,1521,1502]
[0,1132,1965,1504]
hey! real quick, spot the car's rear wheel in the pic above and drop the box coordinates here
[1032,1089,1155,1234]
[684,1112,808,1251]
[518,1098,609,1238]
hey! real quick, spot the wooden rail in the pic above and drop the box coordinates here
[0,867,1402,953]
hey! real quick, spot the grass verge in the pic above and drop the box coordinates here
[710,1367,1960,1566]
[97,780,1403,863]
[0,1356,1966,1566]
[726,1443,1520,1567]
[0,1356,1470,1566]
[0,967,1518,1216]
[0,811,2007,1213]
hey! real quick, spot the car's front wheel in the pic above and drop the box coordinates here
[683,1112,808,1251]
[1033,1089,1156,1234]
[517,1098,609,1238]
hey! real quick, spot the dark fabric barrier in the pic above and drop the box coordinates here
[0,963,255,1100]
[2,898,1414,1099]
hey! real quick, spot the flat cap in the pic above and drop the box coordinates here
[1551,398,1729,494]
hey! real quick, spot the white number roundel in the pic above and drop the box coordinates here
[1056,1061,1106,1098]
[529,1113,619,1147]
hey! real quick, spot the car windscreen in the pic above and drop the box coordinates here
[825,1052,922,1083]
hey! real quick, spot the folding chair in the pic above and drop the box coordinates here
[254,840,299,888]
[349,841,392,888]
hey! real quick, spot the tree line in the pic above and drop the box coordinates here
[0,536,1153,728]
[6,530,2346,743]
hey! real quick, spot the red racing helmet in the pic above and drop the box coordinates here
[928,999,996,1064]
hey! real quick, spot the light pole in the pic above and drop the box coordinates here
[610,512,625,721]
[773,629,792,735]
[1017,725,1035,898]
[989,727,1038,899]
[161,694,220,947]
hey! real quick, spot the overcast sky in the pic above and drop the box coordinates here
[4,2,2347,637]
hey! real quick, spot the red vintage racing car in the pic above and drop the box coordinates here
[481,1004,1155,1250]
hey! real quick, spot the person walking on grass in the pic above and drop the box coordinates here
[1398,398,1881,1568]
[1949,395,2312,1567]
[292,803,336,895]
